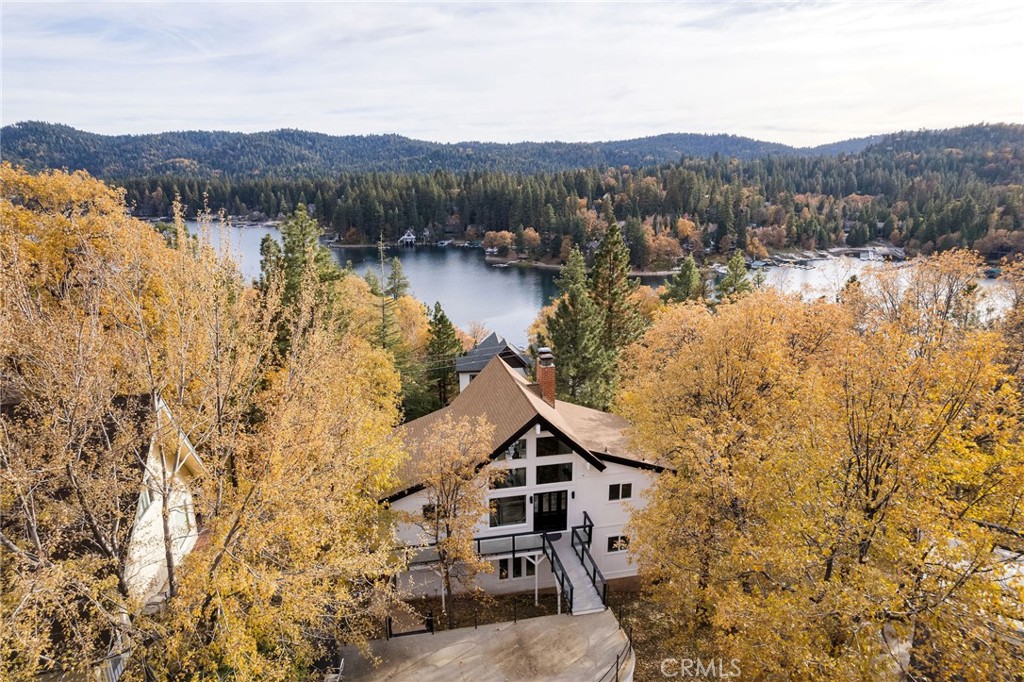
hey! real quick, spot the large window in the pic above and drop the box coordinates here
[489,495,527,527]
[536,437,572,457]
[536,462,573,485]
[506,440,526,460]
[492,467,526,489]
[609,483,633,501]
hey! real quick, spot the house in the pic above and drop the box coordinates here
[4,393,206,681]
[388,348,665,615]
[455,331,533,392]
[398,229,417,247]
[124,394,206,606]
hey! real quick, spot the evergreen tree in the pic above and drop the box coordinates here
[257,205,344,355]
[425,302,463,408]
[717,250,752,299]
[545,247,615,409]
[662,254,704,303]
[386,256,410,300]
[590,223,644,351]
[374,239,401,352]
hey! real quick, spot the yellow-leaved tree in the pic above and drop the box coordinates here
[0,164,407,681]
[406,414,496,628]
[619,252,1024,681]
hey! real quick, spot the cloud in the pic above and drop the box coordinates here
[1,0,1020,146]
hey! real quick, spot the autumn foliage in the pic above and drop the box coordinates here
[0,164,406,680]
[619,253,1024,681]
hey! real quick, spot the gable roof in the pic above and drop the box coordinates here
[455,332,533,373]
[388,355,662,502]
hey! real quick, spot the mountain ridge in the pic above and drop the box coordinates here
[1,121,889,177]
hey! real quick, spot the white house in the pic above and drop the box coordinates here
[123,394,206,606]
[388,348,665,615]
[398,229,417,246]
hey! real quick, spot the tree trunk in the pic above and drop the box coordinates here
[160,453,178,598]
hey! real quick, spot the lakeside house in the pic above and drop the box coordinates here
[398,229,417,246]
[388,344,665,615]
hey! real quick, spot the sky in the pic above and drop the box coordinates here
[1,1,1021,147]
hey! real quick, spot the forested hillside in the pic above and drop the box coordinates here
[1,121,879,176]
[108,123,1024,262]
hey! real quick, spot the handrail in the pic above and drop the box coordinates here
[581,511,594,541]
[571,526,608,606]
[400,528,546,567]
[596,626,633,682]
[542,533,573,614]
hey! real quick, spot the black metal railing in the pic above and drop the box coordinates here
[542,532,574,614]
[597,625,633,682]
[570,511,608,606]
[401,529,546,567]
[578,510,595,547]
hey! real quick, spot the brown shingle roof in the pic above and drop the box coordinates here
[388,356,660,502]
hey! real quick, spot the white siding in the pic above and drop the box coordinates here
[391,425,656,593]
[123,405,201,604]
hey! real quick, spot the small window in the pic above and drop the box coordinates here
[536,437,572,457]
[607,535,630,553]
[506,440,526,460]
[421,503,437,520]
[608,483,633,501]
[492,467,527,489]
[137,488,153,518]
[136,475,155,519]
[537,463,572,485]
[489,495,527,527]
[498,557,536,580]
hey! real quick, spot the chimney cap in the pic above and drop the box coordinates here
[537,347,554,365]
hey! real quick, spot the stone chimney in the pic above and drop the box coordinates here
[537,347,556,407]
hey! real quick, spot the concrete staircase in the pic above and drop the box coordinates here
[551,535,606,615]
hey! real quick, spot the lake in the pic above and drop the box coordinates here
[185,221,1007,346]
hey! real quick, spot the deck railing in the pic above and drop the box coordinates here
[571,511,608,606]
[401,529,546,567]
[542,532,574,614]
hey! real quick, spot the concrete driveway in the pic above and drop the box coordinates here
[339,609,633,681]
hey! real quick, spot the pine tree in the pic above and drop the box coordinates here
[590,222,644,351]
[662,254,704,303]
[385,256,410,300]
[717,249,752,299]
[426,302,463,408]
[545,247,615,409]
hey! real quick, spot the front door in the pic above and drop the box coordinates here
[533,490,568,533]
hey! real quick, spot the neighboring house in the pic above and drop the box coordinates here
[455,331,533,392]
[398,229,417,246]
[7,393,206,682]
[389,348,665,615]
[124,394,206,606]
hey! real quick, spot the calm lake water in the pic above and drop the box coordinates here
[185,221,1007,346]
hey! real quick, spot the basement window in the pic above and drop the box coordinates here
[498,557,536,579]
[607,535,630,553]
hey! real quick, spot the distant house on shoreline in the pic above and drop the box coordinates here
[398,229,417,246]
